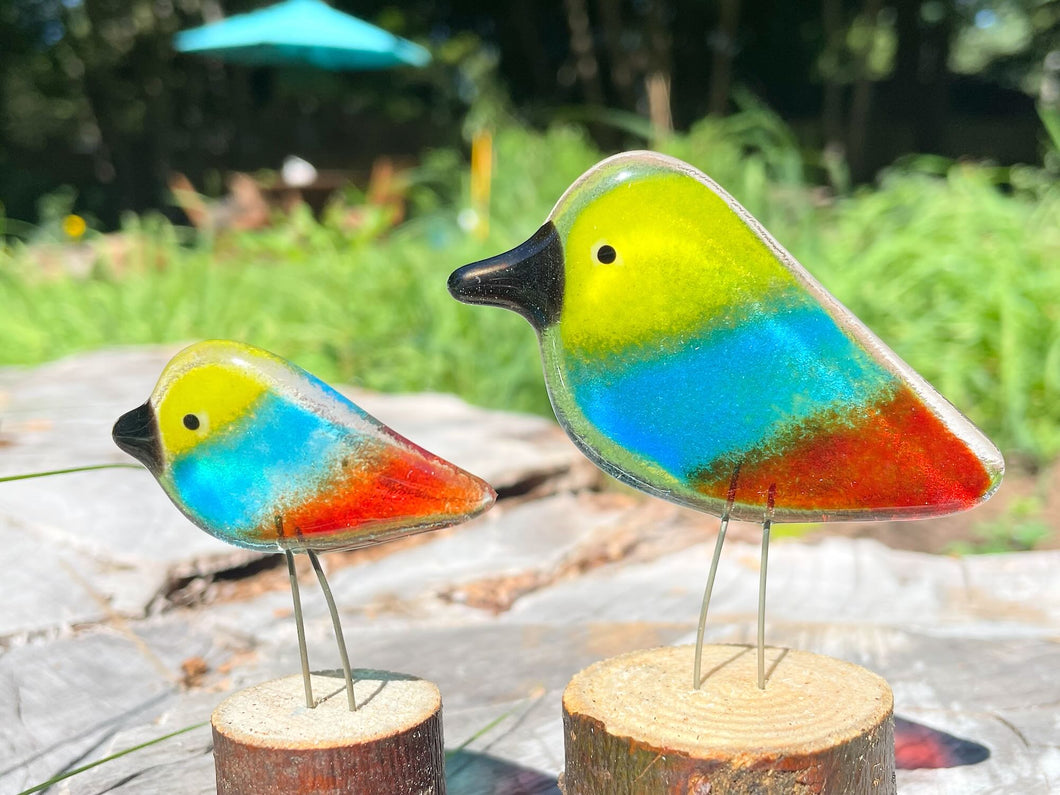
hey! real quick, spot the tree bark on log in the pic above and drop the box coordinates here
[212,671,445,795]
[561,645,895,794]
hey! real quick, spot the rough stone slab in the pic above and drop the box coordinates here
[0,512,121,637]
[25,618,689,795]
[7,614,1057,794]
[2,349,1058,794]
[0,347,592,639]
[0,605,258,795]
[0,473,246,637]
[896,708,1060,794]
[503,536,1060,638]
[0,468,235,565]
[324,492,638,611]
[0,630,180,794]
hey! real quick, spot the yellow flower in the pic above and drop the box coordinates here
[62,214,86,239]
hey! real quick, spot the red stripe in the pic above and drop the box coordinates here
[695,387,994,518]
[277,445,492,544]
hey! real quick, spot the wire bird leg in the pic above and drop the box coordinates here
[693,465,740,690]
[757,484,777,690]
[286,548,315,709]
[308,550,357,711]
[693,512,730,689]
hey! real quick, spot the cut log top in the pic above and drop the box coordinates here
[212,671,445,795]
[212,670,441,748]
[562,645,895,794]
[565,645,892,757]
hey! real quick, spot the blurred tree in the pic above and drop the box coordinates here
[896,0,956,156]
[0,0,1052,226]
[708,0,740,117]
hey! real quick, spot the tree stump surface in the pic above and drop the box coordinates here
[212,670,445,795]
[562,644,895,795]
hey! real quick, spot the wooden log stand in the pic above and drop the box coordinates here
[561,645,895,795]
[212,670,445,795]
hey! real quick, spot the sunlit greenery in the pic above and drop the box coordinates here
[2,111,1058,463]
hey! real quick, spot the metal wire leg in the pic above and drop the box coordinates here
[308,550,356,711]
[757,484,777,690]
[286,550,314,708]
[694,465,740,690]
[693,513,729,689]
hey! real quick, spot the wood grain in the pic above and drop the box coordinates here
[562,644,895,794]
[212,671,445,795]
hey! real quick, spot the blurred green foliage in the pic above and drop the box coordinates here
[2,108,1058,464]
[948,496,1052,552]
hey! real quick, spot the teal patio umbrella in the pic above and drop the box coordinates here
[174,0,430,70]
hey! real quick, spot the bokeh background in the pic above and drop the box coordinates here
[2,0,1059,550]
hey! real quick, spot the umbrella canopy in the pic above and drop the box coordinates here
[174,0,430,70]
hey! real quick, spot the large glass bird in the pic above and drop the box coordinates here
[448,151,1003,688]
[112,340,495,709]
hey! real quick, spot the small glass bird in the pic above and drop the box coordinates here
[113,340,495,709]
[448,151,1003,689]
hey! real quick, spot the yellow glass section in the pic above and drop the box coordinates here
[154,359,268,458]
[555,169,798,356]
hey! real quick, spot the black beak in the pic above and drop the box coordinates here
[112,401,163,473]
[447,221,564,331]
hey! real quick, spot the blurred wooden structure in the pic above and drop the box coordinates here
[167,157,409,234]
[169,172,270,232]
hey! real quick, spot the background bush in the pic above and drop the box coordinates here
[2,111,1057,464]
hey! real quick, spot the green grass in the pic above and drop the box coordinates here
[15,722,208,795]
[947,496,1052,554]
[812,165,1060,461]
[2,113,1058,462]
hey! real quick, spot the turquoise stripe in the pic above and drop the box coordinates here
[565,302,896,479]
[170,393,353,540]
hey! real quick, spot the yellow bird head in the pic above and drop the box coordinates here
[112,341,286,474]
[448,151,800,357]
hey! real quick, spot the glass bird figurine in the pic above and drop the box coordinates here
[448,151,1003,689]
[112,340,496,709]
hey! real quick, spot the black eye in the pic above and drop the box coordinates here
[183,414,201,431]
[596,244,617,264]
